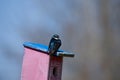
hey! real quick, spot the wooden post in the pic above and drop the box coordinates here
[21,42,74,80]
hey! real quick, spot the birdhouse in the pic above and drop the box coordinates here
[21,42,74,80]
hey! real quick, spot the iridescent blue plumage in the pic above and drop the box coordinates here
[48,34,61,55]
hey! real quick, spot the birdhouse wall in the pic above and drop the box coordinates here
[21,47,50,80]
[48,56,63,80]
[21,42,74,80]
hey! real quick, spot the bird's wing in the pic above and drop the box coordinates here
[49,42,55,53]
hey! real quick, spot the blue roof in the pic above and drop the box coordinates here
[23,42,48,53]
[23,42,74,57]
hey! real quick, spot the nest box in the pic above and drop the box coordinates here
[21,42,74,80]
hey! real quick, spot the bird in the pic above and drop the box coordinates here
[48,34,61,55]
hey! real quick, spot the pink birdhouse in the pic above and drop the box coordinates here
[21,42,74,80]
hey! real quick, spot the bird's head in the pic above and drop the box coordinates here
[52,34,59,40]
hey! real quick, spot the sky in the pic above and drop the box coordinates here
[1,0,119,80]
[0,0,76,80]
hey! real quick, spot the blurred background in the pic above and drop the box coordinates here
[0,0,120,80]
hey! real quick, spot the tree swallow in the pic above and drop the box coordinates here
[48,34,61,55]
